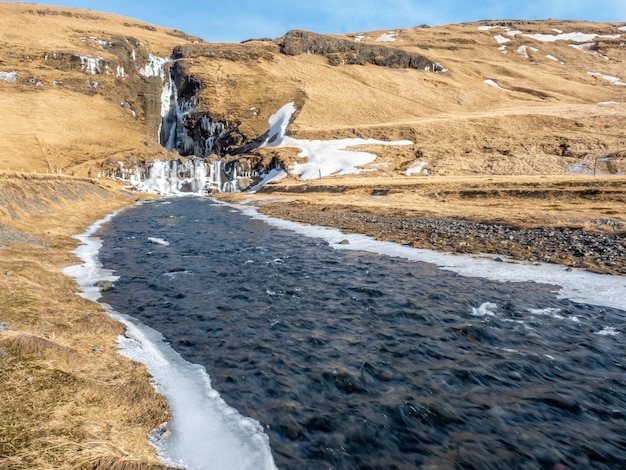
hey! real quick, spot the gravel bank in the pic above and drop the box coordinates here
[260,205,626,276]
[0,225,47,247]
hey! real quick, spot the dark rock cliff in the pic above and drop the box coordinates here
[278,30,444,71]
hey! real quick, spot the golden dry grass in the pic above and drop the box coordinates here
[0,3,192,176]
[220,173,626,262]
[188,20,626,179]
[0,173,169,469]
[0,4,625,467]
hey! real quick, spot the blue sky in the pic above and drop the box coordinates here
[5,0,626,42]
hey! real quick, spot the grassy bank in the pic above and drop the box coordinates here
[0,173,170,469]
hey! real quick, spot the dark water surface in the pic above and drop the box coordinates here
[100,198,626,469]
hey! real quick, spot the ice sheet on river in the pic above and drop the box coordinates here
[233,202,626,313]
[63,210,277,470]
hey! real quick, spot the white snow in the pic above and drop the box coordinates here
[354,35,365,42]
[599,101,619,105]
[231,202,626,313]
[516,45,538,58]
[403,161,429,176]
[484,79,510,91]
[63,211,277,470]
[507,30,523,37]
[517,45,529,58]
[0,71,17,82]
[376,31,397,42]
[546,54,563,63]
[588,71,626,86]
[247,168,287,192]
[494,34,511,44]
[260,103,413,180]
[77,55,103,74]
[140,55,169,78]
[570,42,611,60]
[524,32,621,42]
[478,25,498,31]
[619,26,626,32]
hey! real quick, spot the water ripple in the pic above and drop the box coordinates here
[101,198,626,469]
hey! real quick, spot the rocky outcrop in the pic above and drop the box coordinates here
[278,30,445,71]
[41,36,172,133]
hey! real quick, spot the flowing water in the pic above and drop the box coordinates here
[99,197,626,470]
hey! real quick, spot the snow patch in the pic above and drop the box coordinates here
[484,79,510,91]
[478,25,498,31]
[261,103,413,180]
[494,34,511,44]
[80,36,112,49]
[570,43,611,60]
[247,169,287,192]
[63,212,277,470]
[546,54,564,64]
[619,26,626,32]
[354,35,365,42]
[599,101,619,105]
[376,31,397,42]
[0,71,17,82]
[524,32,621,42]
[403,161,429,176]
[516,45,537,59]
[588,71,626,86]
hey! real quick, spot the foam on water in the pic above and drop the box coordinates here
[63,207,277,470]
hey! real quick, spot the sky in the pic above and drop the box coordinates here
[4,0,626,43]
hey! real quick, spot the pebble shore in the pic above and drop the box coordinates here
[261,206,626,276]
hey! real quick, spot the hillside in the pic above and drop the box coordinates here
[1,3,625,179]
[0,3,625,468]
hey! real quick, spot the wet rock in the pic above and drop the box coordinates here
[95,280,114,291]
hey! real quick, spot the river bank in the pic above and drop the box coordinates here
[0,173,170,469]
[226,174,626,276]
[1,171,624,468]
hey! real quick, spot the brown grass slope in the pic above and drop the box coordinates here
[0,3,202,175]
[1,3,625,177]
[181,20,626,176]
[0,173,170,469]
[0,3,625,467]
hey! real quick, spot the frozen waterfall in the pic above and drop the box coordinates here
[130,160,209,194]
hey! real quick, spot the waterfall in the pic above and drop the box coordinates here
[208,159,240,193]
[130,160,208,194]
[125,57,243,193]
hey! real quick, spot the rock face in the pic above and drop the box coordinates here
[278,30,445,71]
[3,4,625,190]
[43,37,171,133]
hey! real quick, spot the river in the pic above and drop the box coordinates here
[96,197,625,469]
